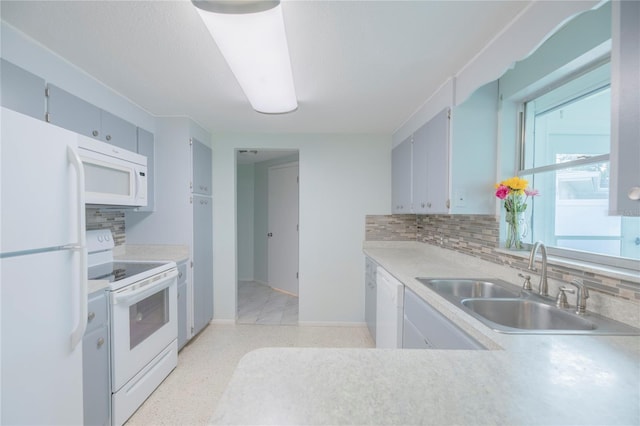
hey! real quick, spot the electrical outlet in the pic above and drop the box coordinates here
[455,190,466,207]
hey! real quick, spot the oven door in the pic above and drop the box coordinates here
[110,269,178,391]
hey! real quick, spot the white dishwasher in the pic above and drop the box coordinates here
[375,267,404,348]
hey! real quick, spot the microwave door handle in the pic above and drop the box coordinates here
[67,146,88,351]
[134,168,141,199]
[113,270,178,306]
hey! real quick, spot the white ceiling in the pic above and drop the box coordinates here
[0,0,530,135]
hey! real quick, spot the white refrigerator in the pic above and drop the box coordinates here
[1,108,87,424]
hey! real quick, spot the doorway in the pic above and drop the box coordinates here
[235,149,299,325]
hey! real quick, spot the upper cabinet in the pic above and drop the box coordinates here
[412,108,450,214]
[1,59,45,121]
[191,138,212,196]
[610,0,640,216]
[392,109,450,215]
[46,84,137,152]
[391,136,412,213]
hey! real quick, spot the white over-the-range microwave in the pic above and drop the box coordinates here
[78,137,147,207]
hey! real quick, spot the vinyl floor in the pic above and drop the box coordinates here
[125,321,374,424]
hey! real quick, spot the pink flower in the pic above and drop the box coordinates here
[495,185,510,200]
[525,188,539,197]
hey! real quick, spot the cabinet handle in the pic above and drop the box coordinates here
[88,311,96,322]
[106,135,112,141]
[421,202,426,208]
[92,130,99,137]
[427,202,432,208]
[178,271,183,279]
[628,187,640,201]
[97,337,105,348]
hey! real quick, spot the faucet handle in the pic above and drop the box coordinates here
[518,273,532,291]
[556,287,575,308]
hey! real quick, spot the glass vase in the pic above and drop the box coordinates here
[505,209,527,249]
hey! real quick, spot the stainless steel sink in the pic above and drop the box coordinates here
[416,278,521,299]
[461,298,595,331]
[415,276,640,335]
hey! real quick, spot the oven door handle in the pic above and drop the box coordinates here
[112,269,178,306]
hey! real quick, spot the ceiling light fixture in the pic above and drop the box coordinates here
[192,0,298,114]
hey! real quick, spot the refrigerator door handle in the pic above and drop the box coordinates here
[67,146,88,350]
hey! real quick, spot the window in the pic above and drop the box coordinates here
[519,62,640,267]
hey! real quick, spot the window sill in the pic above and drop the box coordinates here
[495,248,640,284]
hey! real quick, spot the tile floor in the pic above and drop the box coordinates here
[237,280,298,325]
[125,323,374,425]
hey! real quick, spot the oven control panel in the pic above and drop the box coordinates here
[87,229,115,255]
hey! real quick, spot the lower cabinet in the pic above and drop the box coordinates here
[177,261,188,350]
[83,289,110,426]
[364,257,377,342]
[402,287,485,350]
[192,194,213,335]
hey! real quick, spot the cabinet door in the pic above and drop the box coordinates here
[364,258,377,341]
[402,316,432,349]
[192,138,212,196]
[412,124,429,214]
[100,110,137,152]
[424,109,450,214]
[83,326,110,426]
[404,287,483,350]
[391,137,412,213]
[46,84,101,138]
[177,281,188,350]
[610,0,640,216]
[135,128,155,212]
[193,194,213,335]
[1,59,45,120]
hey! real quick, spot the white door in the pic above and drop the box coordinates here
[267,163,299,295]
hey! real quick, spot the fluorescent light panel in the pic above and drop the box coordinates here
[194,2,298,114]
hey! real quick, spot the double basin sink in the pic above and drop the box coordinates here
[417,278,640,335]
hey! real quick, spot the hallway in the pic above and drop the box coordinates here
[237,280,298,325]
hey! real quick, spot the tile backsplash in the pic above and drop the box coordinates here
[86,208,126,246]
[366,214,640,302]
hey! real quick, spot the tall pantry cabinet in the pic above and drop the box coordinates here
[191,138,214,335]
[125,117,213,345]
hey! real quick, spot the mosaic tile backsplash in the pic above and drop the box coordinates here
[86,208,126,246]
[366,214,640,302]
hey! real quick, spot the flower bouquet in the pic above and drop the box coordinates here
[495,176,539,249]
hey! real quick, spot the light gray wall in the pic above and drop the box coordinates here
[213,134,391,323]
[450,81,499,215]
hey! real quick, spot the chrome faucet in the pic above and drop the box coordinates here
[566,279,590,315]
[527,241,549,296]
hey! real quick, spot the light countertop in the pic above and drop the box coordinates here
[211,241,640,425]
[88,244,189,295]
[114,244,190,264]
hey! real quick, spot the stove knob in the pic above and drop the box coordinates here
[105,234,111,241]
[97,235,103,242]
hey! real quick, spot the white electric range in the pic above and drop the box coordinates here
[87,230,178,426]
